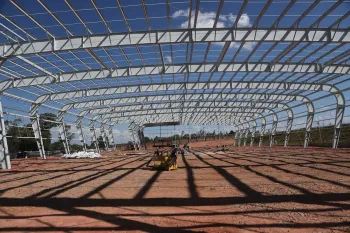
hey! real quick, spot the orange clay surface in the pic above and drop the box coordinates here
[1,145,350,233]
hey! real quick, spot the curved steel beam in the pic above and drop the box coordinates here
[3,63,349,91]
[1,28,348,57]
[87,112,261,128]
[31,81,312,131]
[100,114,262,132]
[60,92,310,113]
[77,100,291,117]
[94,107,278,127]
[95,109,268,122]
[32,82,343,107]
[31,81,343,147]
[55,88,308,148]
[90,106,283,128]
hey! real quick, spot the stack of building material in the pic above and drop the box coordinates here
[62,151,101,159]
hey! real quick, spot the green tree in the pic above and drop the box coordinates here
[143,136,151,143]
[39,113,59,151]
[98,136,105,150]
[5,119,37,152]
[50,141,64,151]
[70,144,83,152]
[5,113,60,153]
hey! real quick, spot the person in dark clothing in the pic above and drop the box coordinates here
[169,144,178,165]
[181,148,185,157]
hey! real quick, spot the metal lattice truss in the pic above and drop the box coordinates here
[0,0,350,168]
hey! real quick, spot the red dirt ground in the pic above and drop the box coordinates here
[0,146,350,233]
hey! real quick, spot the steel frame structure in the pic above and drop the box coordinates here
[0,0,349,169]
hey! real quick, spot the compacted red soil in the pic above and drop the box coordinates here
[0,146,349,233]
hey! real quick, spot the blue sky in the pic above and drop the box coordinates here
[0,0,349,143]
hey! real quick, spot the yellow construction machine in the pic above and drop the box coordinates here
[147,148,178,171]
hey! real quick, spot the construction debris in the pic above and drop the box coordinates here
[62,151,101,159]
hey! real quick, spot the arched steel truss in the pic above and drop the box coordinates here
[0,0,349,169]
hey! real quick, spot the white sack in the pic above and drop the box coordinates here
[62,151,101,159]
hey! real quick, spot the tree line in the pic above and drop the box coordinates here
[5,113,88,153]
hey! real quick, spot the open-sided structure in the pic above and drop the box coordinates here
[0,0,349,169]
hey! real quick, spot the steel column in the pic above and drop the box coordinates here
[102,130,109,150]
[304,112,314,148]
[270,120,278,147]
[31,113,46,159]
[137,127,145,149]
[90,122,100,153]
[58,120,70,154]
[77,123,87,152]
[140,128,146,149]
[57,112,70,154]
[332,93,345,149]
[238,129,243,147]
[130,129,137,150]
[250,122,257,147]
[233,130,238,146]
[135,128,141,150]
[333,105,345,149]
[284,117,293,147]
[100,125,109,151]
[243,129,248,146]
[259,119,266,147]
[0,101,11,169]
[303,102,315,148]
[107,125,116,151]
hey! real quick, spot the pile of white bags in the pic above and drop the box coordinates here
[62,151,101,159]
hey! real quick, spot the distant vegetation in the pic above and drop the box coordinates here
[5,113,85,153]
[150,130,235,142]
[246,124,350,148]
[149,125,350,148]
[5,113,58,152]
[4,114,350,153]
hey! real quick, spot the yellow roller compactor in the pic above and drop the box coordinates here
[147,147,178,171]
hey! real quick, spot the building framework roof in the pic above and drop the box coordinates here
[0,0,348,137]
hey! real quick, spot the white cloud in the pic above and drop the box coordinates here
[113,129,132,143]
[231,41,256,51]
[172,9,253,50]
[165,55,172,63]
[172,9,189,18]
[172,9,251,29]
[223,13,251,28]
[212,41,256,51]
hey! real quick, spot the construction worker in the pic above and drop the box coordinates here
[181,148,185,157]
[169,144,178,165]
[184,142,190,150]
